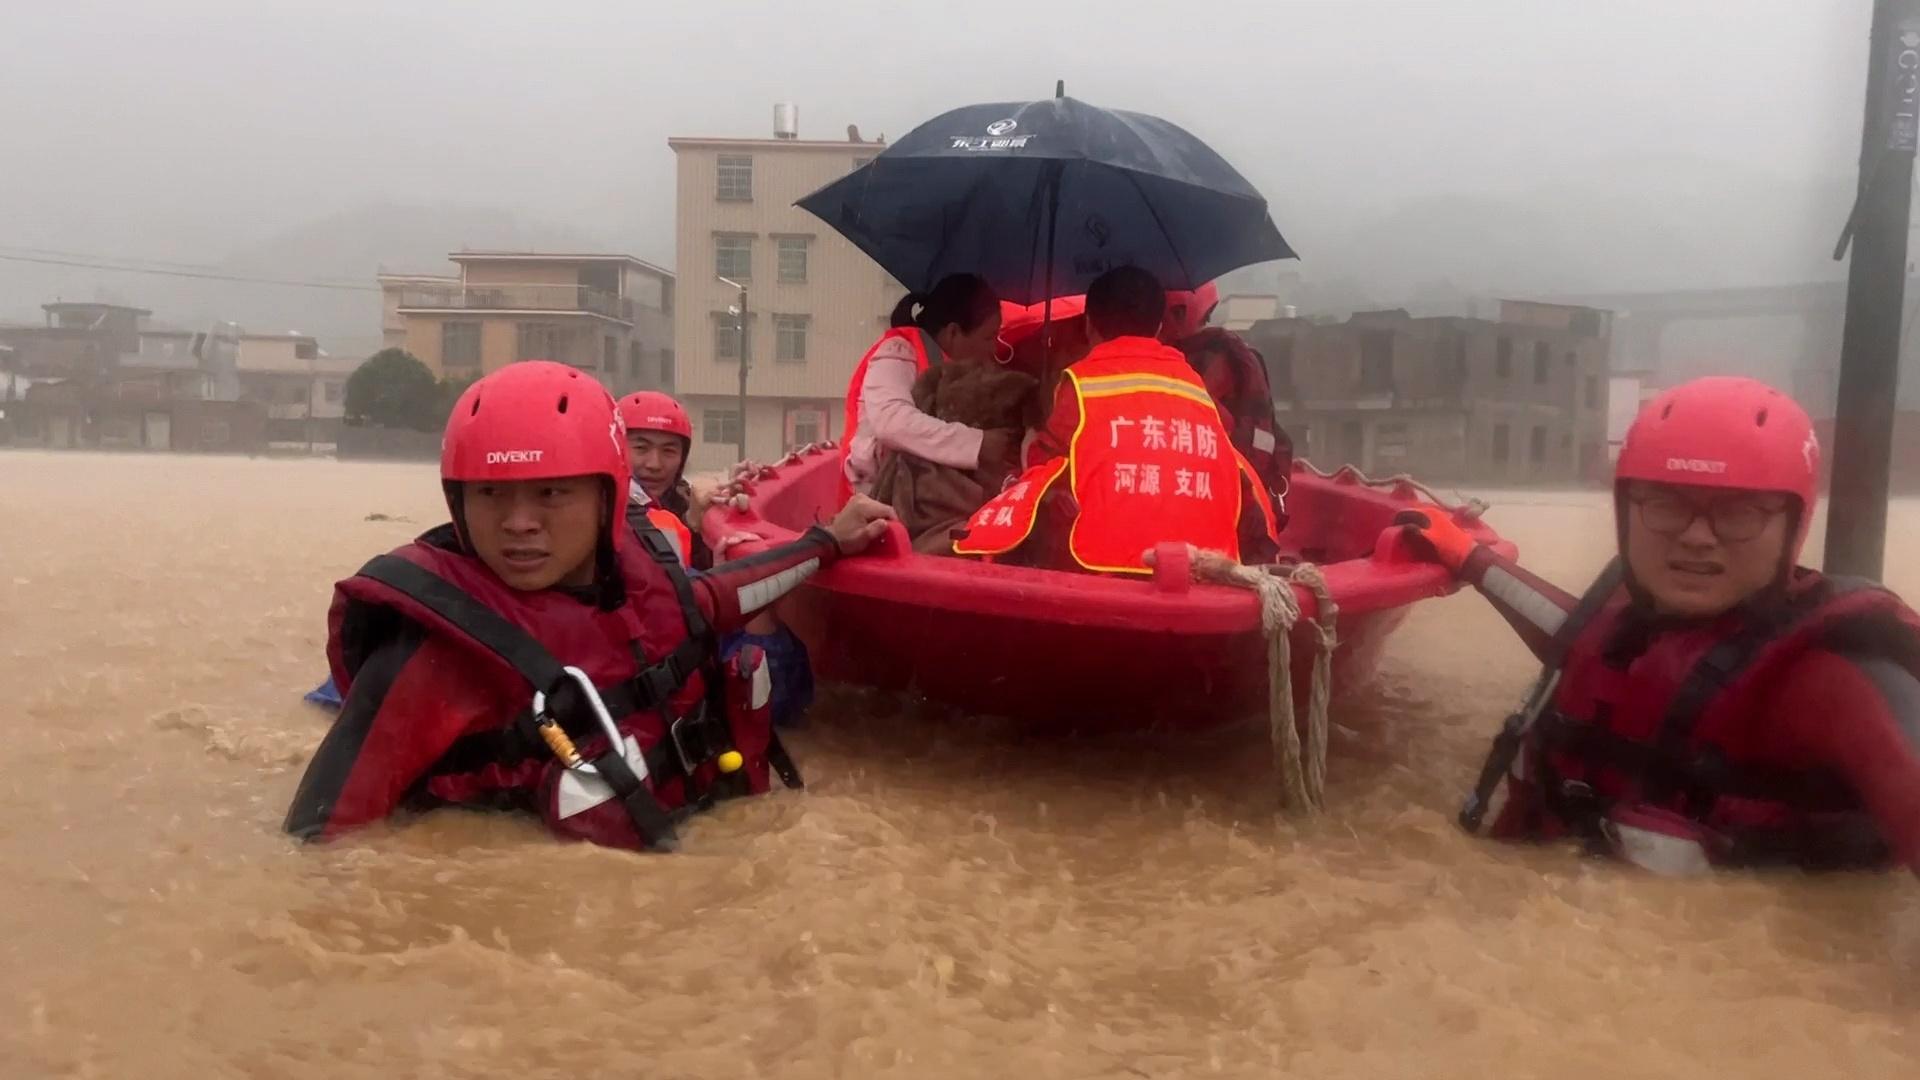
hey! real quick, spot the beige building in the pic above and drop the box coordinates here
[388,252,674,396]
[669,122,895,469]
[233,332,357,422]
[377,272,458,351]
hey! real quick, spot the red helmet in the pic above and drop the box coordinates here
[1162,281,1221,342]
[618,390,692,441]
[442,360,629,545]
[1616,375,1820,555]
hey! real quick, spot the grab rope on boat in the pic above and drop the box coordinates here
[1183,546,1339,816]
[1295,458,1489,521]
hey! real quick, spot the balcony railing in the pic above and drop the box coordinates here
[397,285,635,322]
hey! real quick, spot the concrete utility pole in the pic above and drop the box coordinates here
[719,275,750,463]
[1825,0,1920,579]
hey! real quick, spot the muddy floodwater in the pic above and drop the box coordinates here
[1,450,1917,1078]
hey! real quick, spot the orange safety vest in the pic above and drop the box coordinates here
[645,508,694,567]
[954,339,1277,574]
[838,327,936,502]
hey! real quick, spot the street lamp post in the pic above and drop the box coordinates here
[718,275,750,464]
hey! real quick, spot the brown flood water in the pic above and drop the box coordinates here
[1,450,1917,1079]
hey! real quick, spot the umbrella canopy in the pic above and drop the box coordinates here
[797,95,1294,305]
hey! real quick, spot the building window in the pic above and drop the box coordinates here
[517,322,568,362]
[603,335,617,373]
[714,315,748,361]
[774,314,809,362]
[660,348,675,386]
[294,341,318,361]
[1530,426,1547,464]
[716,154,753,201]
[324,380,343,404]
[777,237,810,284]
[703,408,742,445]
[1533,341,1549,384]
[1268,337,1295,395]
[785,404,826,448]
[1450,333,1469,380]
[1492,423,1510,463]
[1496,337,1512,378]
[443,321,481,375]
[1585,375,1601,409]
[629,342,643,377]
[1359,331,1393,393]
[1374,421,1410,463]
[714,234,753,281]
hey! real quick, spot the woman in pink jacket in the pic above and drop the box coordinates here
[840,274,1022,498]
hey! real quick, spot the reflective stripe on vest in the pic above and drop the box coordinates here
[951,458,1069,556]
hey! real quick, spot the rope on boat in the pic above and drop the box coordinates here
[1184,547,1340,815]
[1294,458,1488,521]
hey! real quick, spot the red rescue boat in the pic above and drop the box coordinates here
[701,445,1515,732]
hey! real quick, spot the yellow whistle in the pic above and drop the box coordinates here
[716,750,744,774]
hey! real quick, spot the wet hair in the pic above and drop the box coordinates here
[1086,266,1166,340]
[890,273,999,338]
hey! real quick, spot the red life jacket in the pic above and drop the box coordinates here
[838,326,935,502]
[1175,327,1292,531]
[324,524,798,852]
[1490,568,1920,869]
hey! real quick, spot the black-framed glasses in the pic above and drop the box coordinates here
[1628,488,1790,543]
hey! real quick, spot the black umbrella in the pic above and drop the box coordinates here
[797,89,1294,305]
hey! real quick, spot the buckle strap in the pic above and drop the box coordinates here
[587,745,680,852]
[359,554,565,690]
[768,733,804,790]
[1538,714,1858,808]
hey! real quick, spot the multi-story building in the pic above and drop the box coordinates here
[390,252,674,396]
[669,114,894,469]
[1244,300,1612,486]
[377,272,459,351]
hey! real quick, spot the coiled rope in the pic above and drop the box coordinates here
[1181,547,1339,815]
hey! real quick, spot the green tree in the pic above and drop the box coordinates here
[344,348,444,431]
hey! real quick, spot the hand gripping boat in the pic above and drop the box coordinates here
[700,444,1514,733]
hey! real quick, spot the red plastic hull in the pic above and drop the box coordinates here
[703,447,1514,732]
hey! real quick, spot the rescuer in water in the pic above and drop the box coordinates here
[1401,376,1920,876]
[284,361,895,851]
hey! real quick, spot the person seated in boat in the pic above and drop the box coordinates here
[954,266,1280,574]
[1161,282,1294,535]
[840,273,1023,500]
[619,389,815,727]
[1398,376,1920,877]
[867,329,1047,554]
[284,361,896,852]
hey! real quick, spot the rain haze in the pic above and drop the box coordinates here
[0,0,1870,353]
[14,5,1920,1077]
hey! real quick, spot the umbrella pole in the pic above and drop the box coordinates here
[1041,162,1061,353]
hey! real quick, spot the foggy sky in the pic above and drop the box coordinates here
[0,0,1877,341]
